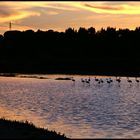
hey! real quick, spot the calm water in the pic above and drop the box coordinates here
[0,74,140,138]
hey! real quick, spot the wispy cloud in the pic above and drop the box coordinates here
[0,2,40,23]
[1,1,140,24]
[84,4,123,11]
[0,2,80,23]
[0,6,15,17]
[83,2,140,14]
[1,1,140,34]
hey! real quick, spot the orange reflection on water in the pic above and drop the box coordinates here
[0,105,45,127]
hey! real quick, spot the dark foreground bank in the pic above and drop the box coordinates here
[0,118,68,139]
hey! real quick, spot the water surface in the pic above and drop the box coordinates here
[0,75,140,138]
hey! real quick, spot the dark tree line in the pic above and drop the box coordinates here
[0,26,140,76]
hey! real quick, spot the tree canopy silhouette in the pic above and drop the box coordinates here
[0,26,140,76]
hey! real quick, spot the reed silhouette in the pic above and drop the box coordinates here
[0,27,140,76]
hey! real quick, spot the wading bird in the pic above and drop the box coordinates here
[135,77,139,83]
[116,77,121,84]
[127,77,132,86]
[71,77,75,85]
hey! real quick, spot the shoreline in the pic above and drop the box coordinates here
[0,72,140,78]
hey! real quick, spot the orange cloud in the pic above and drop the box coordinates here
[0,2,41,23]
[84,4,123,11]
[1,1,140,35]
[83,2,140,14]
[0,11,40,23]
[1,1,140,24]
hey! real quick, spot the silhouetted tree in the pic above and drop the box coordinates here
[88,27,95,35]
[0,26,140,76]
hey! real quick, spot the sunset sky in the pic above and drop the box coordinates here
[1,1,140,34]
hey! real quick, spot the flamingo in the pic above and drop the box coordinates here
[85,78,90,85]
[109,78,113,83]
[81,78,85,85]
[107,80,111,84]
[81,78,85,83]
[98,80,101,84]
[95,77,99,82]
[106,78,111,84]
[127,77,132,86]
[135,77,139,83]
[71,77,75,85]
[88,77,90,82]
[100,79,104,83]
[116,77,121,84]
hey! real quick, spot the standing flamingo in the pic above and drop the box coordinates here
[100,79,104,83]
[109,78,113,83]
[135,77,139,83]
[116,76,121,85]
[127,77,132,86]
[71,77,75,85]
[95,77,99,82]
[81,78,85,85]
[85,78,90,86]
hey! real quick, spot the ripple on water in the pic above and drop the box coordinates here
[0,75,140,138]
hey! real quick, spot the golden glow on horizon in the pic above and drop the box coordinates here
[1,1,140,34]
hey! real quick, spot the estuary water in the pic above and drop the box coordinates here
[0,74,140,138]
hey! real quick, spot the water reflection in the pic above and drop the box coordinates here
[0,75,140,138]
